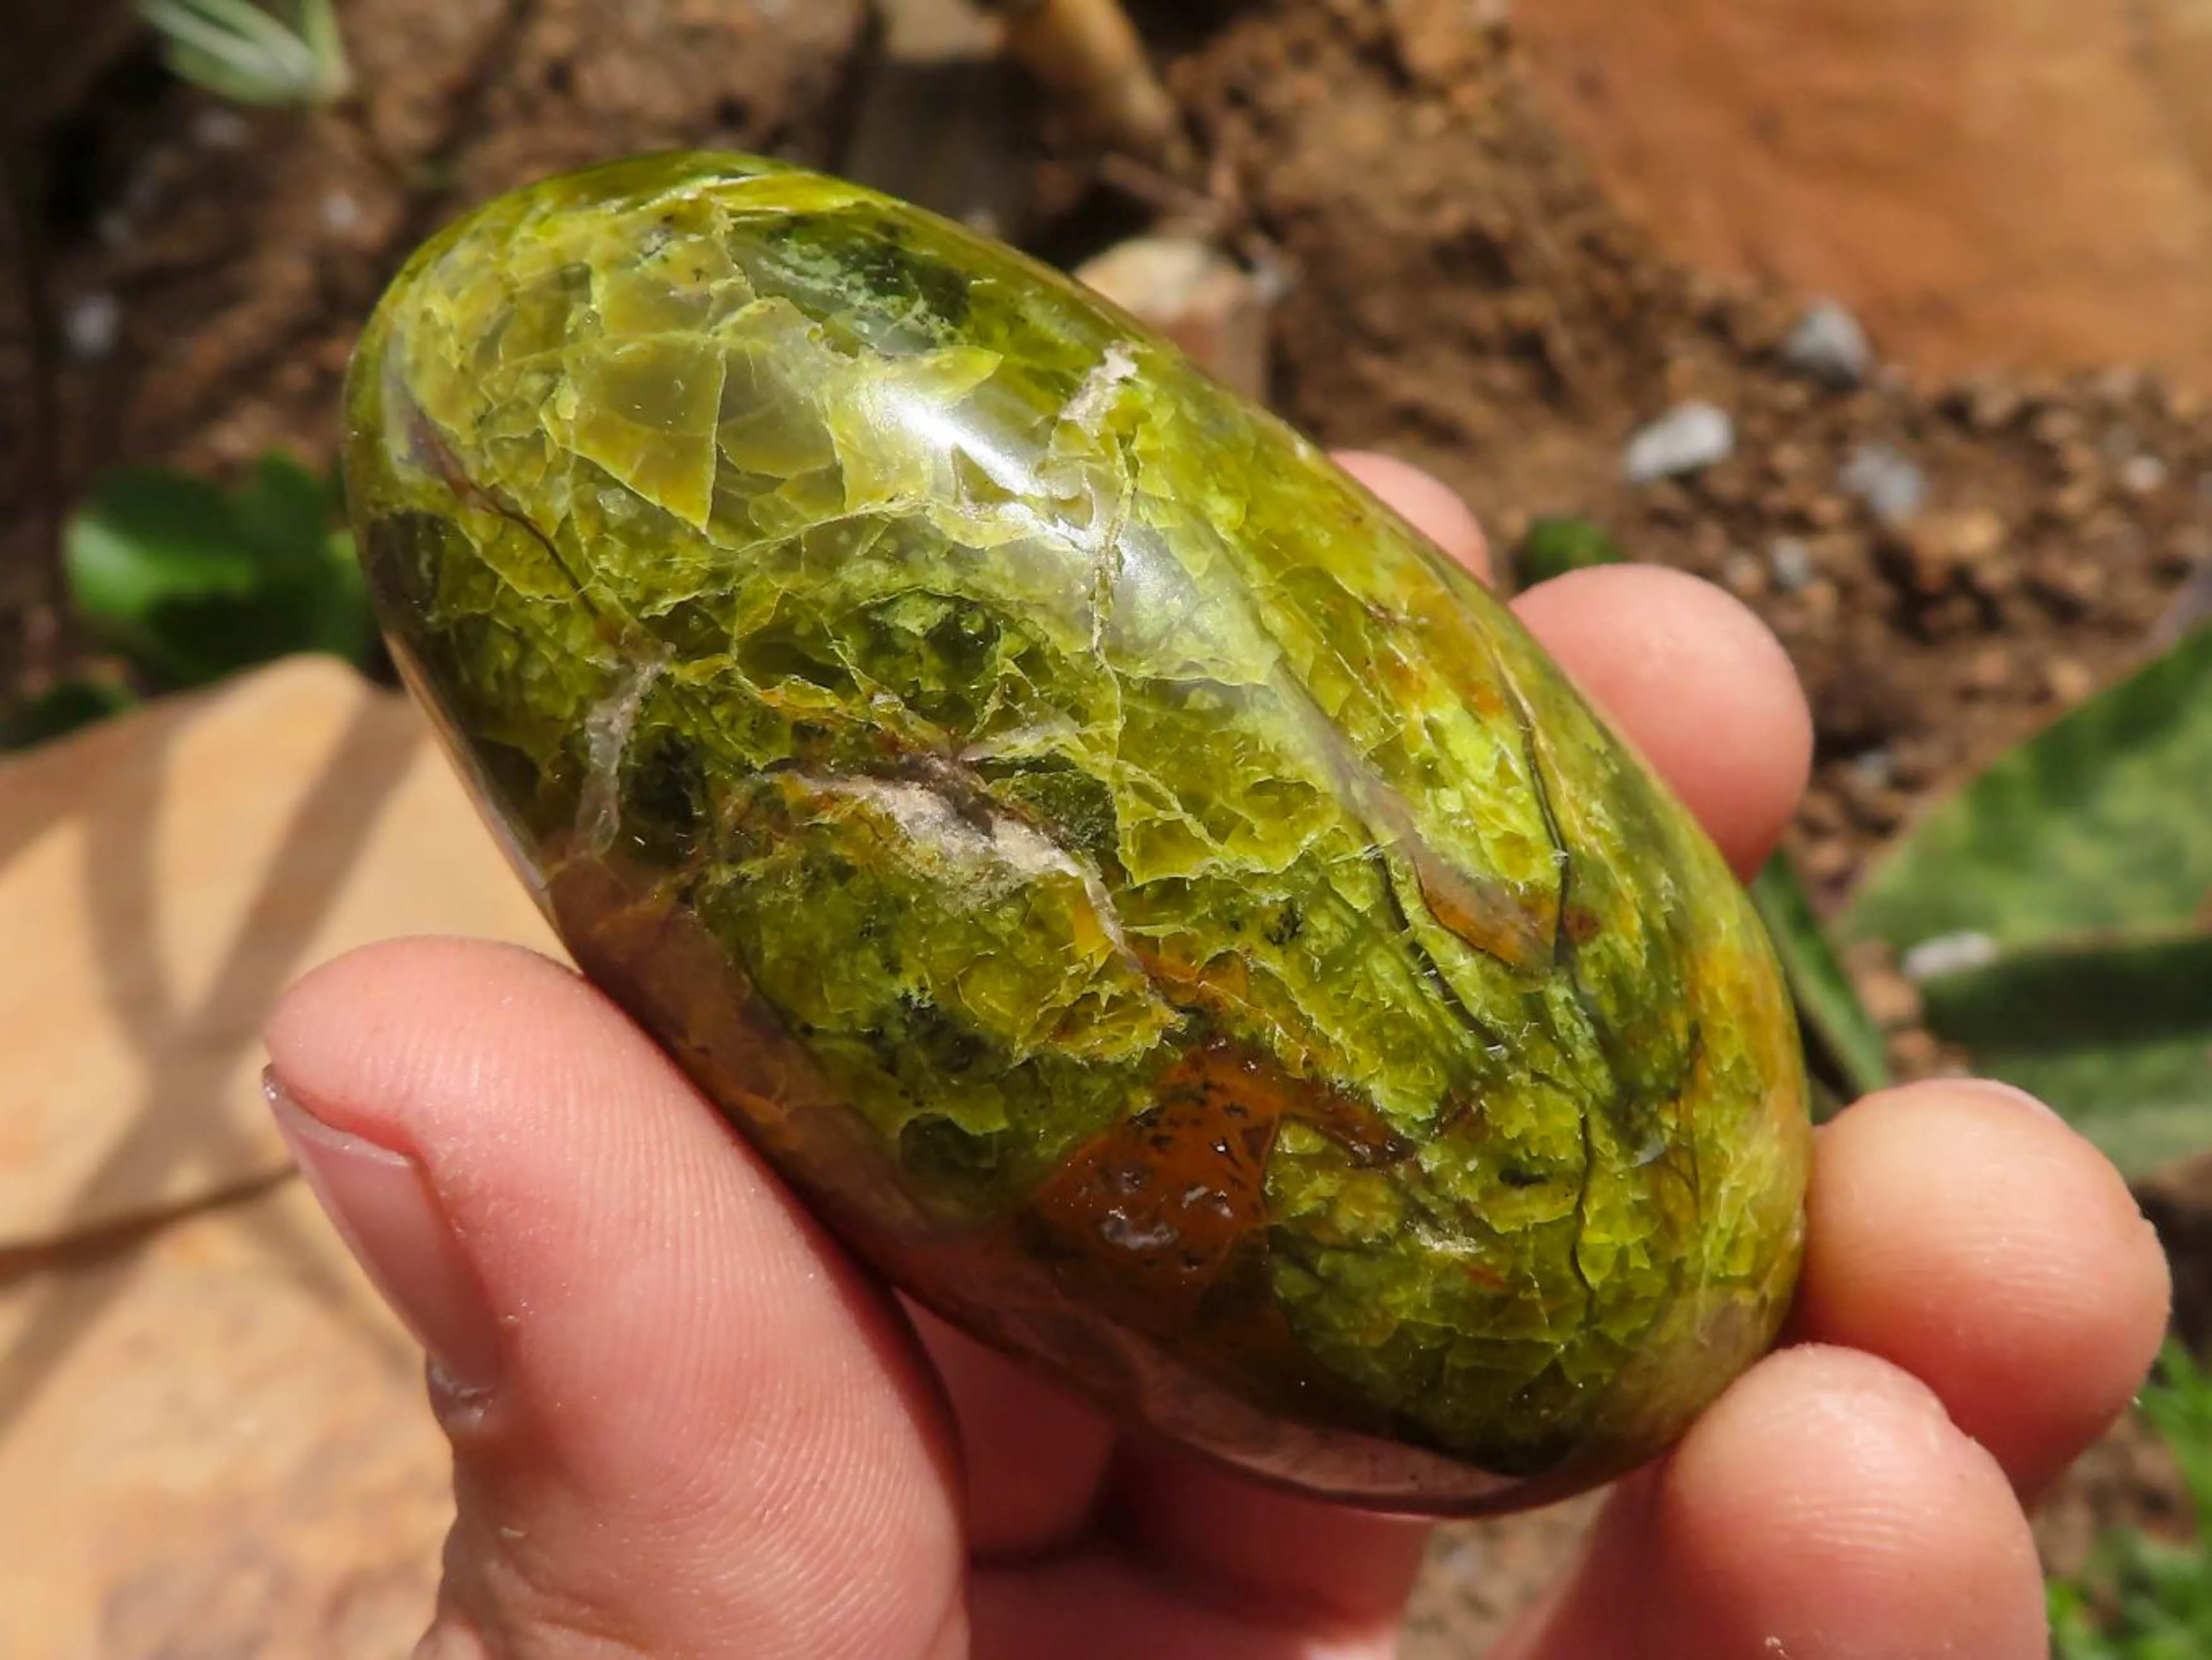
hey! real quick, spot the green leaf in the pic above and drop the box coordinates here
[1845,623,2212,952]
[1512,516,1626,589]
[1912,932,2212,1181]
[138,0,349,107]
[233,452,337,571]
[2144,1341,2212,1534]
[1840,623,2212,1169]
[2046,1342,2212,1657]
[63,457,376,688]
[1749,850,1893,1108]
[65,467,266,676]
[294,0,350,97]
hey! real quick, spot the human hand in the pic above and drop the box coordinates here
[264,455,2170,1659]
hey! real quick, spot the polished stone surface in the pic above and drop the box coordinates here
[344,153,1810,1511]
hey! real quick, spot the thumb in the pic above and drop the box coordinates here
[264,937,967,1660]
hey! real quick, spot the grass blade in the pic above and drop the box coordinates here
[1750,850,1895,1108]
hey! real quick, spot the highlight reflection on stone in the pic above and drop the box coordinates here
[343,153,1811,1513]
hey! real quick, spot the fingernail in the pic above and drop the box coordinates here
[265,1068,502,1393]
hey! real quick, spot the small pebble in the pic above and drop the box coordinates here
[1849,747,1897,791]
[1955,380,2024,432]
[2029,552,2105,611]
[1887,1028,1943,1076]
[1799,837,1855,884]
[2055,441,2101,480]
[192,108,252,150]
[1720,551,1768,599]
[63,292,121,361]
[1767,537,1816,592]
[1766,441,1814,480]
[320,191,365,236]
[1770,379,1814,415]
[1799,792,1847,837]
[2118,453,2169,496]
[1839,442,1928,527]
[1622,403,1734,484]
[1887,739,1940,789]
[1782,300,1873,388]
[2045,657,2096,705]
[1856,961,1924,1030]
[1904,508,2006,583]
[2047,477,2103,522]
[1918,593,1980,638]
[2091,366,2146,408]
[2031,405,2086,446]
[1689,519,1731,560]
[1965,644,2012,693]
[1900,931,2000,983]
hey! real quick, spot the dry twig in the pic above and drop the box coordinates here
[976,0,1184,161]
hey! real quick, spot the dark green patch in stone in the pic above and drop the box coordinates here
[973,758,1122,867]
[758,208,975,339]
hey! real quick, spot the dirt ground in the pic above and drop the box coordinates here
[3,0,2206,1651]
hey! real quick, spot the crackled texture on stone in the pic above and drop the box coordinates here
[343,154,1811,1511]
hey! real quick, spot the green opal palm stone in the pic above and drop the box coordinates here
[343,153,1811,1512]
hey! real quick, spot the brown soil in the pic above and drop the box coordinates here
[4,0,2206,1650]
[1,0,873,689]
